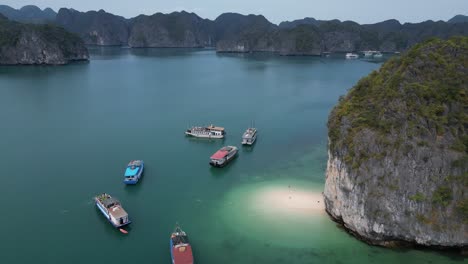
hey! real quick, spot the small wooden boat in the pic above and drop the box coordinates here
[94,193,131,228]
[123,160,144,185]
[170,224,194,264]
[210,146,238,167]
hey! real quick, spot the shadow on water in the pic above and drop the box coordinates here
[123,174,145,196]
[129,48,212,58]
[88,46,130,59]
[185,137,227,148]
[208,157,239,177]
[93,207,130,239]
[216,52,326,66]
[241,141,257,153]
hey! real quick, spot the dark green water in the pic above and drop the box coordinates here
[0,48,463,264]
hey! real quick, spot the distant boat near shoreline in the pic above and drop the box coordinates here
[346,53,359,59]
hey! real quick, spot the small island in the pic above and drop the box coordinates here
[0,14,88,65]
[325,36,467,249]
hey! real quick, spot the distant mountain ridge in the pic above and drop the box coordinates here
[0,5,56,23]
[448,15,468,24]
[1,5,468,55]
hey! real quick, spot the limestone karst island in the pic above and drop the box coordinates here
[0,1,466,264]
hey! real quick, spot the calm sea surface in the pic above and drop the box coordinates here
[0,48,463,264]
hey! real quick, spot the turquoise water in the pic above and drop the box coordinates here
[0,48,463,263]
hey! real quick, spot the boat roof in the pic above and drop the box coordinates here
[211,146,236,159]
[207,125,224,131]
[172,245,194,264]
[109,205,128,219]
[211,150,228,160]
[125,166,140,177]
[243,128,256,138]
[101,197,120,208]
[128,160,142,166]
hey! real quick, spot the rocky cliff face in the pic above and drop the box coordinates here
[324,37,468,248]
[0,16,88,65]
[47,7,468,54]
[214,13,276,52]
[128,11,214,48]
[56,8,129,46]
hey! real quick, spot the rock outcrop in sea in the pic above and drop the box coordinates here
[324,37,468,249]
[0,14,88,65]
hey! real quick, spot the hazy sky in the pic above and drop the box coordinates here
[3,0,467,24]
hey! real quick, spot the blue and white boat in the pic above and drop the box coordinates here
[124,160,144,185]
[94,193,131,228]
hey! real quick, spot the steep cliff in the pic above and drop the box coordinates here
[56,8,129,46]
[214,13,276,52]
[324,37,468,248]
[128,11,214,48]
[273,25,322,55]
[45,6,468,53]
[0,15,88,65]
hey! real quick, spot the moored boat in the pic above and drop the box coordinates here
[124,160,144,185]
[362,50,374,57]
[242,127,257,145]
[345,53,359,59]
[170,224,194,264]
[185,124,225,139]
[210,146,238,167]
[373,52,383,58]
[94,193,131,228]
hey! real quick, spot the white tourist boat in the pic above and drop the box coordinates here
[185,124,225,139]
[345,53,359,59]
[362,50,374,57]
[374,52,383,58]
[94,193,131,228]
[242,127,257,145]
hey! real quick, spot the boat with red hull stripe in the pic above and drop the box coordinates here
[170,224,194,264]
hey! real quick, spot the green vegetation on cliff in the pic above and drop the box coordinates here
[328,37,467,158]
[324,37,467,247]
[0,15,88,64]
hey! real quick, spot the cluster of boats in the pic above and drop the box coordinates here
[93,124,257,263]
[346,51,384,59]
[186,124,258,167]
[94,160,193,263]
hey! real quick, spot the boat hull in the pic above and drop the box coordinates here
[185,131,224,139]
[242,135,257,145]
[123,162,144,185]
[95,201,131,228]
